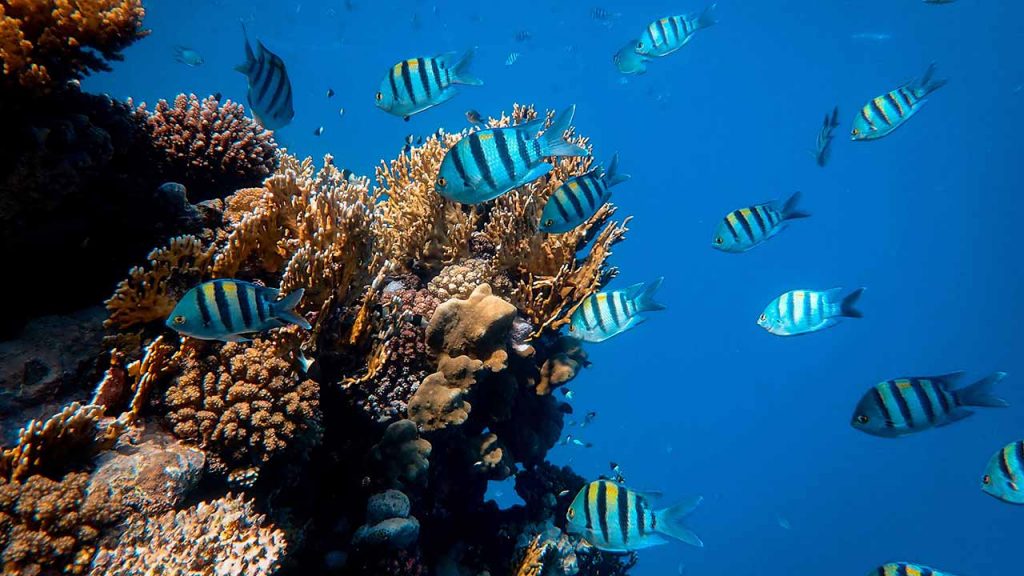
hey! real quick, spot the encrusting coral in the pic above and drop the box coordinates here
[0,0,148,94]
[90,494,286,576]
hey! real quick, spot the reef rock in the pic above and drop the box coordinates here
[352,490,420,550]
[426,284,516,371]
[370,419,431,489]
[407,355,482,432]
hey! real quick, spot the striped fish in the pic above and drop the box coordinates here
[868,563,958,576]
[635,4,717,58]
[436,105,589,204]
[712,192,809,253]
[982,439,1024,504]
[851,63,946,141]
[852,372,1008,438]
[540,154,629,233]
[569,278,664,343]
[235,25,294,130]
[613,39,649,75]
[758,287,863,336]
[166,279,311,342]
[565,480,703,552]
[376,50,483,121]
[815,106,840,167]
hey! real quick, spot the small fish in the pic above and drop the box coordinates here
[558,489,571,498]
[326,88,335,98]
[850,32,892,42]
[583,411,597,426]
[613,40,650,75]
[173,45,204,67]
[514,30,532,42]
[167,279,311,342]
[466,109,482,124]
[776,513,791,530]
[376,50,483,121]
[235,25,294,130]
[635,4,717,58]
[852,372,1008,438]
[868,563,958,576]
[982,440,1024,504]
[297,351,315,373]
[569,278,665,343]
[505,52,520,66]
[566,481,703,552]
[561,388,575,400]
[815,106,840,167]
[338,107,345,118]
[712,192,808,253]
[540,154,629,233]
[571,438,592,448]
[313,126,324,136]
[436,104,588,204]
[758,287,864,336]
[852,63,946,141]
[591,7,621,21]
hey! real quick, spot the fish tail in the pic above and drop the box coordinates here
[631,277,666,312]
[235,21,255,74]
[540,105,589,157]
[780,191,810,220]
[272,288,312,330]
[695,3,718,30]
[603,153,631,187]
[829,105,841,128]
[954,372,1009,408]
[654,496,704,548]
[451,47,484,86]
[914,62,947,99]
[838,287,865,318]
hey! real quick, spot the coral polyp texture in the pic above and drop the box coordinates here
[0,0,148,93]
[3,103,636,575]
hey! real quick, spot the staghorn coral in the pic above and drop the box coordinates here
[0,402,123,483]
[0,471,128,575]
[164,335,321,479]
[90,494,286,576]
[513,535,552,576]
[0,0,147,94]
[132,94,278,201]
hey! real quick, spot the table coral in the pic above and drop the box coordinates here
[164,336,321,480]
[90,494,286,576]
[132,94,279,202]
[0,0,148,94]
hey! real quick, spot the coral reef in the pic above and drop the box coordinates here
[132,94,279,201]
[369,419,431,489]
[351,490,420,549]
[90,494,286,576]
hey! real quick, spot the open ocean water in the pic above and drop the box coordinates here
[84,1,1023,574]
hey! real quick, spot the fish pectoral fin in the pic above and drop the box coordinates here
[522,163,554,183]
[223,334,252,343]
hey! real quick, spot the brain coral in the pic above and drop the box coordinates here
[164,337,321,481]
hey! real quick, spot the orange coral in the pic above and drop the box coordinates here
[0,0,148,94]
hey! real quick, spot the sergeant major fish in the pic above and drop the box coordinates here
[635,4,717,58]
[569,278,664,343]
[376,50,483,121]
[613,40,650,75]
[566,480,704,552]
[981,439,1024,504]
[540,154,629,233]
[436,104,588,204]
[851,372,1008,438]
[712,191,809,253]
[235,25,294,130]
[868,563,958,576]
[758,287,864,336]
[851,63,946,141]
[173,45,204,67]
[167,279,311,342]
[815,106,840,167]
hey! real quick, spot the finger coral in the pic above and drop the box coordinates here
[133,94,279,202]
[90,494,286,576]
[163,335,321,481]
[0,0,148,94]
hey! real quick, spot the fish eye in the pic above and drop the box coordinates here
[856,414,869,424]
[568,324,575,332]
[983,474,991,485]
[437,176,447,188]
[567,507,575,519]
[172,315,186,326]
[851,128,859,136]
[714,237,723,245]
[758,313,767,322]
[375,91,383,102]
[636,41,643,49]
[545,218,554,227]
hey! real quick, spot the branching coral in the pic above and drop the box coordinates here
[90,494,286,576]
[0,0,148,94]
[132,93,279,201]
[163,335,321,480]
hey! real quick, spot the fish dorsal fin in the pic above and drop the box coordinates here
[930,371,967,390]
[633,489,664,502]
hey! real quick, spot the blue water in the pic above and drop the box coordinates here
[88,1,1024,574]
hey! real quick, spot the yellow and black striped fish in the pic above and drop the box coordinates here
[375,50,483,121]
[867,562,958,576]
[235,24,294,130]
[569,278,664,343]
[851,63,946,141]
[539,154,629,233]
[566,480,703,552]
[851,372,1008,438]
[712,192,809,253]
[635,4,717,58]
[166,279,311,342]
[982,440,1024,504]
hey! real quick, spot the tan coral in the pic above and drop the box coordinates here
[426,284,517,371]
[370,419,431,489]
[407,355,482,432]
[90,494,286,576]
[536,336,589,395]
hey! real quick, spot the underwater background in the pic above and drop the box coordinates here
[2,0,1020,574]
